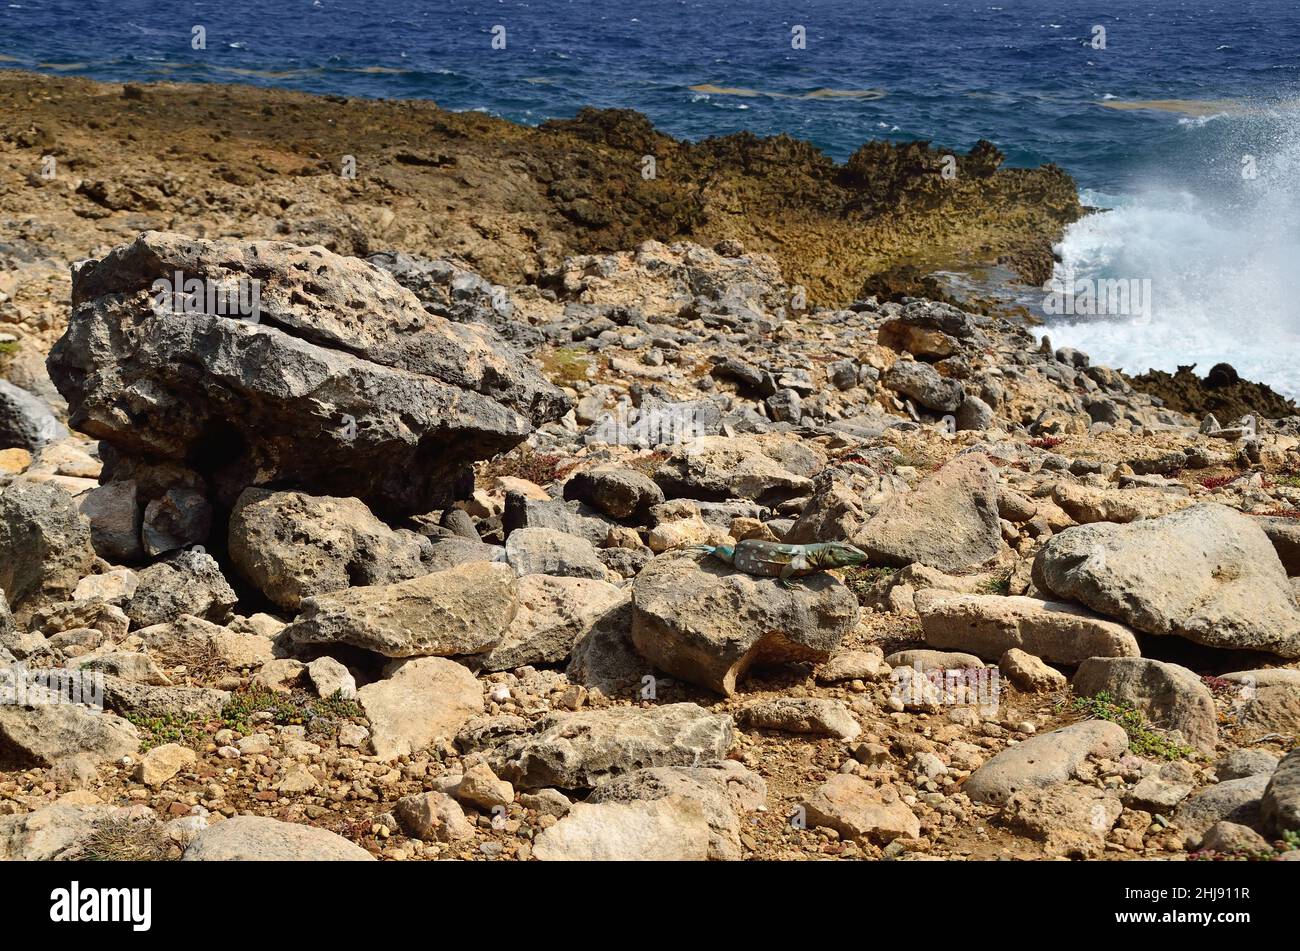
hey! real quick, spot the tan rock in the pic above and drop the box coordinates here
[454,763,514,811]
[533,796,710,861]
[357,657,484,760]
[135,743,196,788]
[998,648,1067,692]
[801,774,919,844]
[0,448,31,474]
[916,591,1141,664]
[394,791,474,842]
[494,476,551,500]
[1052,482,1193,525]
[285,561,518,657]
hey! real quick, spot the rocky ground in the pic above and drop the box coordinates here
[2,73,1300,863]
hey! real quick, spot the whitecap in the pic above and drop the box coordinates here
[1048,112,1300,399]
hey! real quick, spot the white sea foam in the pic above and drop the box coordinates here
[1047,105,1300,398]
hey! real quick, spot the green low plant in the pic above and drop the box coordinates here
[977,571,1012,596]
[123,712,208,751]
[220,688,364,736]
[1071,691,1197,761]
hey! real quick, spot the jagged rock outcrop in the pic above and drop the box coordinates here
[631,553,858,695]
[47,232,569,515]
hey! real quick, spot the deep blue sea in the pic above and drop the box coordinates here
[4,0,1300,393]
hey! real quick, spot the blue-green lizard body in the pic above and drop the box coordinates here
[691,538,869,584]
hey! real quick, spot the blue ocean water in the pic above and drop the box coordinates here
[4,0,1300,392]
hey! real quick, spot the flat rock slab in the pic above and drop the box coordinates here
[0,683,140,768]
[963,720,1129,804]
[532,796,711,861]
[285,562,518,658]
[652,434,820,505]
[1072,657,1218,755]
[801,774,920,844]
[915,591,1141,664]
[490,702,734,790]
[631,553,858,696]
[182,815,374,861]
[135,615,273,669]
[357,657,484,760]
[853,453,1001,572]
[1216,749,1279,781]
[885,649,986,671]
[38,669,229,720]
[1033,503,1300,657]
[1051,483,1193,525]
[737,697,861,740]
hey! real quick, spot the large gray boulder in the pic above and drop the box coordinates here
[0,482,95,614]
[853,453,1001,571]
[126,550,237,629]
[1262,749,1300,836]
[0,378,66,451]
[631,553,858,696]
[1034,504,1300,657]
[228,487,433,611]
[47,232,568,516]
[963,720,1128,804]
[1072,657,1218,755]
[882,358,964,413]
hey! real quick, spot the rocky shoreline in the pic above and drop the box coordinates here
[2,72,1299,862]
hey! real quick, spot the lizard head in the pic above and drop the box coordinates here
[814,541,870,570]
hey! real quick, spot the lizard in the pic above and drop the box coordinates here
[688,539,869,585]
